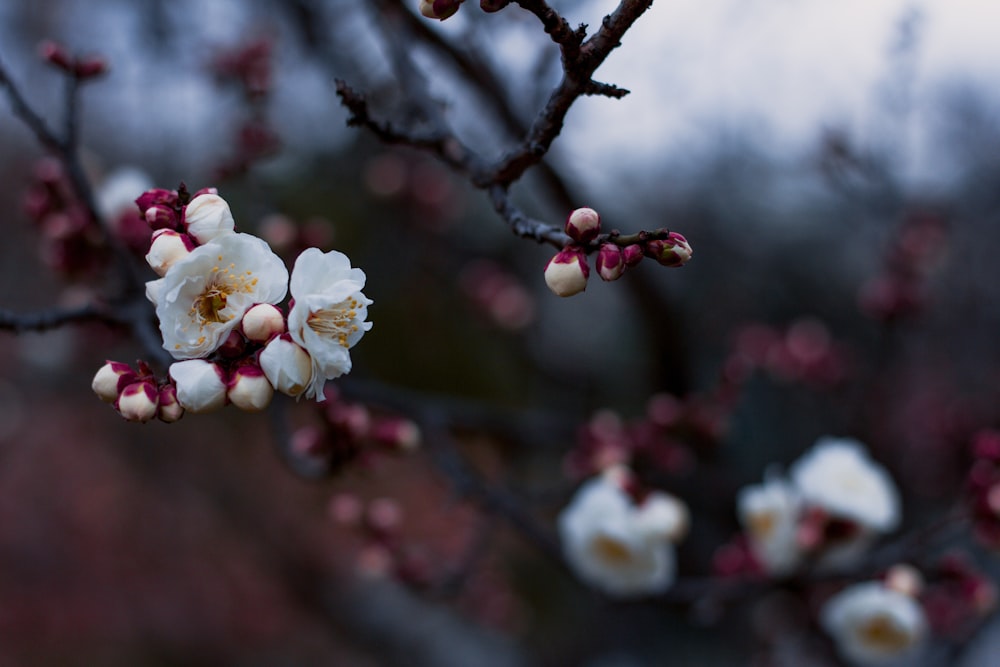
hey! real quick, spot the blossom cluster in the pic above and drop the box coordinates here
[93,186,372,422]
[543,207,692,297]
[558,466,689,597]
[730,437,900,577]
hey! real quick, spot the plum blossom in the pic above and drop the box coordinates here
[737,475,802,576]
[146,232,288,359]
[821,581,928,666]
[558,468,687,597]
[286,248,372,401]
[790,437,900,533]
[169,359,227,413]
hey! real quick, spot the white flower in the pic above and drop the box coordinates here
[146,229,194,276]
[790,437,900,532]
[169,359,227,413]
[558,471,684,597]
[96,167,152,220]
[821,581,927,666]
[183,193,235,244]
[259,335,313,398]
[146,233,288,359]
[286,248,372,401]
[737,476,803,576]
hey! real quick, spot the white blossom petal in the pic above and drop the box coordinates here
[169,359,227,413]
[821,581,927,666]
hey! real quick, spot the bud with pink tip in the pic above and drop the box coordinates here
[92,360,136,402]
[228,363,274,412]
[645,232,693,268]
[182,193,235,244]
[116,380,159,423]
[596,243,626,281]
[623,244,644,268]
[145,204,178,231]
[157,383,184,423]
[73,57,108,79]
[135,189,178,215]
[169,359,228,413]
[544,247,589,297]
[38,40,72,71]
[419,0,463,20]
[371,417,422,452]
[259,334,313,398]
[146,229,194,276]
[242,303,285,342]
[565,207,601,244]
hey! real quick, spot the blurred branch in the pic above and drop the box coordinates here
[0,303,114,333]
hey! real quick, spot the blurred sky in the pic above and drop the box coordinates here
[562,0,1000,191]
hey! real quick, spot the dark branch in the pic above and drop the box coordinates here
[0,303,115,334]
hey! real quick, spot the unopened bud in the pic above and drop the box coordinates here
[480,0,509,11]
[157,383,184,423]
[145,204,178,231]
[635,492,690,544]
[116,380,159,423]
[73,57,108,79]
[596,243,626,281]
[419,0,463,20]
[146,229,194,276]
[565,207,601,244]
[259,335,313,398]
[327,402,371,441]
[371,417,422,451]
[135,188,177,215]
[623,243,644,267]
[884,563,924,598]
[242,303,285,342]
[92,360,135,402]
[169,359,227,413]
[228,364,274,412]
[543,247,589,297]
[183,193,235,244]
[645,232,693,268]
[38,40,72,71]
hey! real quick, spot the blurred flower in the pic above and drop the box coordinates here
[820,581,927,666]
[558,468,686,597]
[737,476,802,577]
[169,359,227,413]
[544,247,589,297]
[146,232,288,359]
[790,437,900,533]
[286,248,373,401]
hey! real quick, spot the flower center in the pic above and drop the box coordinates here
[307,297,361,348]
[748,511,777,539]
[858,614,911,653]
[591,534,633,565]
[188,260,259,329]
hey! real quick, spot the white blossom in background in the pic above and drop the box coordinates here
[790,437,901,533]
[821,581,928,666]
[146,232,288,359]
[737,475,803,576]
[558,468,687,597]
[286,248,373,401]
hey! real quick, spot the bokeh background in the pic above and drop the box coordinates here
[2,0,1000,664]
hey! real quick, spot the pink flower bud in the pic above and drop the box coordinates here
[371,417,422,451]
[259,335,313,398]
[595,243,625,281]
[241,303,285,342]
[73,57,108,79]
[182,193,235,244]
[92,360,136,402]
[145,204,178,230]
[146,229,194,276]
[565,207,601,244]
[116,380,159,423]
[38,40,72,71]
[135,188,178,215]
[419,0,463,20]
[217,329,247,358]
[543,247,589,297]
[157,384,184,423]
[480,0,509,11]
[623,244,644,267]
[228,364,274,412]
[645,232,693,268]
[168,360,228,413]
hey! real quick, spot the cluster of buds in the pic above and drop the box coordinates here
[543,207,692,297]
[93,185,373,422]
[287,386,421,475]
[726,319,850,389]
[38,40,107,79]
[965,429,1000,549]
[329,493,431,586]
[92,360,184,423]
[859,208,948,322]
[564,390,733,481]
[210,38,280,178]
